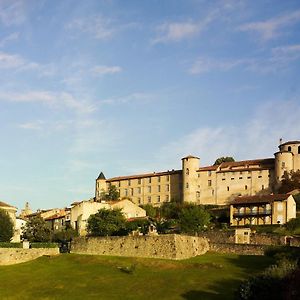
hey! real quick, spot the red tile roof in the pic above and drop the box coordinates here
[232,194,290,205]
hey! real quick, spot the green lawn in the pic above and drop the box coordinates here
[0,252,273,300]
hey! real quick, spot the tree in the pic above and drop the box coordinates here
[140,204,157,219]
[278,170,300,193]
[22,216,51,242]
[100,185,120,201]
[178,204,211,234]
[87,208,127,236]
[0,209,14,242]
[213,156,235,166]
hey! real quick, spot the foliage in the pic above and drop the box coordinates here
[0,209,14,242]
[264,245,300,262]
[51,227,78,242]
[214,156,235,166]
[125,218,150,235]
[160,201,183,219]
[178,204,211,234]
[155,219,178,234]
[285,217,300,233]
[0,242,22,248]
[100,185,120,201]
[140,204,157,219]
[87,208,127,236]
[22,216,51,242]
[30,242,58,248]
[278,170,300,193]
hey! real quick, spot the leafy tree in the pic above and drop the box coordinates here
[278,170,300,193]
[100,185,120,201]
[87,208,127,236]
[22,216,51,242]
[178,204,211,234]
[0,209,14,242]
[51,227,78,242]
[160,201,184,219]
[213,156,235,166]
[140,204,157,219]
[125,219,150,235]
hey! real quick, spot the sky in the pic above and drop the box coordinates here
[1,0,300,211]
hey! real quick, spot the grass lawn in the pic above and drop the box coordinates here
[0,252,273,300]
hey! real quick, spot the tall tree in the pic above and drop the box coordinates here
[213,157,235,166]
[23,216,51,242]
[0,209,14,242]
[100,185,120,201]
[278,170,300,193]
[87,208,127,236]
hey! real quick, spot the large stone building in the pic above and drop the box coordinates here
[95,140,300,206]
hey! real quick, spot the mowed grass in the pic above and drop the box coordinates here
[0,252,273,300]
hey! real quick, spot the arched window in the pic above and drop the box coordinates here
[288,146,291,151]
[186,168,189,175]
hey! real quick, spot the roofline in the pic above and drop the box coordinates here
[279,140,300,147]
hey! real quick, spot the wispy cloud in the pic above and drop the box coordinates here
[66,15,115,39]
[239,10,300,41]
[159,100,300,166]
[0,90,96,114]
[189,43,300,74]
[0,0,26,26]
[99,92,154,105]
[0,32,19,47]
[92,65,122,75]
[18,120,45,130]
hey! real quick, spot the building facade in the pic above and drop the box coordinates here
[95,140,300,206]
[230,194,296,226]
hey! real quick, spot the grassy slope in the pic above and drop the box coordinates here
[0,253,273,300]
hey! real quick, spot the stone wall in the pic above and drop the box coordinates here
[210,243,267,255]
[71,234,209,260]
[0,248,59,265]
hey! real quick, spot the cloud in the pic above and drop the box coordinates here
[18,120,44,130]
[92,65,122,75]
[0,32,19,47]
[159,100,300,166]
[238,10,300,41]
[66,15,115,39]
[0,0,26,26]
[189,44,300,74]
[0,90,96,114]
[99,92,154,105]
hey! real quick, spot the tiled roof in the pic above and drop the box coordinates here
[0,201,15,208]
[232,194,289,205]
[107,169,181,182]
[280,140,300,147]
[44,212,66,221]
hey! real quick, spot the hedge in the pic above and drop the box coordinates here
[0,242,23,248]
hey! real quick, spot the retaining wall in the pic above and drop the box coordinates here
[210,243,267,255]
[0,248,60,265]
[71,234,209,260]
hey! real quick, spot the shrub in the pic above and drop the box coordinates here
[0,209,14,242]
[22,216,51,242]
[0,242,22,248]
[30,242,58,248]
[285,217,300,233]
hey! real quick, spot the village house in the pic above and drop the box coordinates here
[95,140,300,207]
[230,194,296,226]
[70,199,146,236]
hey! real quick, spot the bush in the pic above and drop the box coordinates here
[51,228,78,242]
[285,217,300,233]
[0,242,22,248]
[22,216,51,242]
[264,246,300,262]
[30,242,58,248]
[0,209,14,242]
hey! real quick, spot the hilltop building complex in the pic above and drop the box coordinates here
[95,141,300,207]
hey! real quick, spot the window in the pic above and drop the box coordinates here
[245,185,248,190]
[186,183,189,189]
[208,180,212,186]
[157,196,160,203]
[148,186,151,193]
[138,178,141,184]
[128,179,131,186]
[282,162,285,169]
[158,176,161,183]
[277,202,283,212]
[212,189,214,196]
[247,176,251,179]
[148,177,152,183]
[166,184,169,192]
[288,146,291,151]
[196,191,200,198]
[258,175,262,178]
[227,186,230,191]
[186,168,189,175]
[198,173,200,178]
[262,185,264,190]
[130,188,134,196]
[222,178,225,181]
[208,171,212,176]
[158,185,161,192]
[137,187,141,194]
[166,175,169,182]
[298,146,300,154]
[231,177,234,180]
[147,196,151,203]
[240,171,243,175]
[138,197,141,204]
[165,195,169,202]
[239,177,242,179]
[125,189,128,197]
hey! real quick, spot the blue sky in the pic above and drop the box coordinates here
[1,0,300,211]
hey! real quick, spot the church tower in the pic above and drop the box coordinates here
[95,172,107,201]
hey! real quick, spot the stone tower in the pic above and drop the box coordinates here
[182,155,200,203]
[95,172,107,201]
[274,140,300,183]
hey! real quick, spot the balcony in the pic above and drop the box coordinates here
[233,210,272,218]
